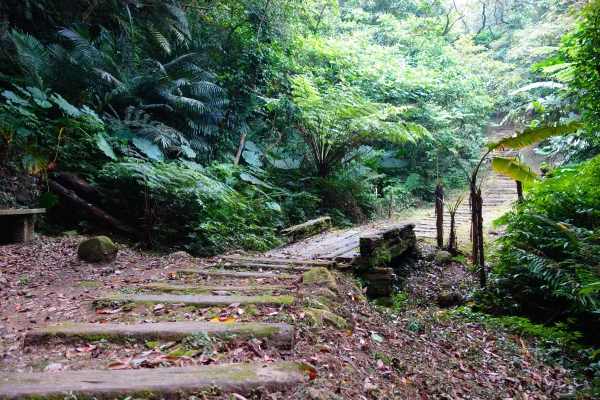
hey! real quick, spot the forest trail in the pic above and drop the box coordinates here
[267,156,520,262]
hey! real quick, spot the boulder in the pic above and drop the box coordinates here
[169,251,191,259]
[302,308,347,330]
[77,236,118,263]
[301,267,338,293]
[437,291,462,307]
[434,250,452,265]
[314,288,338,300]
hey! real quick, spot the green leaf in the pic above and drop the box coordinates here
[132,137,164,162]
[22,145,50,174]
[242,150,263,167]
[38,191,59,209]
[239,172,273,188]
[264,202,282,212]
[2,90,30,107]
[491,157,538,183]
[267,152,302,169]
[180,145,196,159]
[487,121,582,151]
[50,93,80,118]
[94,134,117,160]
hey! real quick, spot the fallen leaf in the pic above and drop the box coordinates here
[299,311,305,319]
[66,349,78,358]
[153,304,164,311]
[108,356,132,370]
[76,344,97,353]
[44,363,63,372]
[237,308,245,315]
[371,333,384,342]
[209,317,236,322]
[299,361,318,379]
[231,394,248,400]
[377,359,385,370]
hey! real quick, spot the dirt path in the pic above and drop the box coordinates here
[0,235,585,399]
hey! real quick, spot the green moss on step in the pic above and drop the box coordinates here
[145,341,160,349]
[302,307,347,330]
[301,267,338,292]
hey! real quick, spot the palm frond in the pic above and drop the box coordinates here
[487,121,582,151]
[491,157,538,183]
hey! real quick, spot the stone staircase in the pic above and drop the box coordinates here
[0,256,347,399]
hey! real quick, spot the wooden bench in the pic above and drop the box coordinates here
[0,208,45,245]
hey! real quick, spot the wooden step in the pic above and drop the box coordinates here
[142,282,288,294]
[177,269,297,279]
[0,362,304,399]
[24,321,293,349]
[94,294,295,307]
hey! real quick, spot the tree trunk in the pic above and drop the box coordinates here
[448,211,457,255]
[234,134,247,166]
[435,183,444,248]
[516,180,524,203]
[470,186,485,288]
[48,179,144,240]
[54,170,99,199]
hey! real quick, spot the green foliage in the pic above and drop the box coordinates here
[489,155,600,320]
[549,1,600,146]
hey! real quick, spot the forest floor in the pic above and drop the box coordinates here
[0,232,590,399]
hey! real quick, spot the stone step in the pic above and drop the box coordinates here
[177,269,297,279]
[220,255,335,268]
[212,262,310,271]
[0,362,304,399]
[24,321,293,349]
[94,294,295,307]
[143,282,288,294]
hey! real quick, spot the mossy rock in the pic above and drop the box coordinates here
[434,250,452,265]
[302,308,347,330]
[314,288,337,300]
[315,296,339,310]
[301,267,338,293]
[437,291,462,307]
[170,251,191,259]
[77,236,118,263]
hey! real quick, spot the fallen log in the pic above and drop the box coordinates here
[53,170,99,199]
[48,179,143,239]
[280,216,331,242]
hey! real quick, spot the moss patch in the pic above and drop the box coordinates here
[301,267,338,292]
[302,307,347,330]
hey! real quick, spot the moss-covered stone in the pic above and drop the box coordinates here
[437,291,462,307]
[302,308,347,330]
[315,296,339,311]
[301,267,338,293]
[145,341,160,349]
[281,217,331,242]
[314,288,337,300]
[434,250,452,265]
[77,236,118,263]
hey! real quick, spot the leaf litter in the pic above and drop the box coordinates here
[0,236,591,398]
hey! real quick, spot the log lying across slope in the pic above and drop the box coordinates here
[48,179,143,239]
